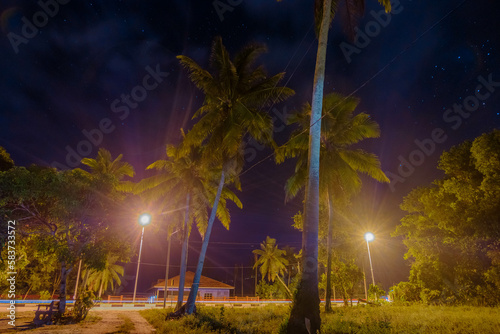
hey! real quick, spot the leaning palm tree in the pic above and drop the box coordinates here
[134,140,242,310]
[179,36,294,314]
[253,236,292,298]
[276,0,391,331]
[277,93,389,312]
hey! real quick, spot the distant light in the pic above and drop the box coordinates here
[365,232,375,242]
[139,213,152,226]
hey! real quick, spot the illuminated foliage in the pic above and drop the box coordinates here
[394,130,500,305]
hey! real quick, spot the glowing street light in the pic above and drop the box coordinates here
[364,232,376,290]
[133,213,152,303]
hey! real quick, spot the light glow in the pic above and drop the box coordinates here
[139,213,152,226]
[365,232,375,242]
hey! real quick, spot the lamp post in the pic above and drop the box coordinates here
[163,228,179,308]
[133,213,151,303]
[364,232,375,290]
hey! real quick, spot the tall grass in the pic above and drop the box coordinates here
[140,304,500,334]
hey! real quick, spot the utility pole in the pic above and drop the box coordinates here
[241,264,244,297]
[254,254,258,297]
[234,264,238,297]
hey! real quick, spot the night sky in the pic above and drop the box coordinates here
[1,0,499,295]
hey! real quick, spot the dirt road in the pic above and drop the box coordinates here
[0,310,156,333]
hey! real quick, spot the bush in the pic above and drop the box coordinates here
[73,290,97,322]
[38,290,52,300]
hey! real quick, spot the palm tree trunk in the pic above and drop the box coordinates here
[325,190,334,312]
[98,280,104,298]
[73,259,82,300]
[276,275,293,299]
[176,193,190,310]
[185,171,225,314]
[23,284,33,300]
[287,0,331,333]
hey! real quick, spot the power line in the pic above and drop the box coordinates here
[239,0,470,177]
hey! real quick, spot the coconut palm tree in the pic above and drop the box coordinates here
[85,255,124,297]
[134,141,242,310]
[277,0,391,330]
[74,148,134,302]
[81,148,135,183]
[179,36,294,314]
[277,93,389,313]
[253,236,292,298]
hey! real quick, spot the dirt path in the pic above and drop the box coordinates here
[0,310,156,333]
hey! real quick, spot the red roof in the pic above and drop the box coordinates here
[152,271,234,290]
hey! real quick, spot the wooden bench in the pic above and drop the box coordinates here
[33,301,59,326]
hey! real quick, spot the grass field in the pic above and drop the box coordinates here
[140,304,500,334]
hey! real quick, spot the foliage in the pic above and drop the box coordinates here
[393,130,500,305]
[140,304,500,334]
[84,254,124,297]
[256,278,299,300]
[368,284,386,301]
[0,150,135,311]
[320,259,364,305]
[0,146,14,172]
[39,290,52,300]
[141,305,289,334]
[388,281,421,303]
[72,290,97,322]
[253,237,289,282]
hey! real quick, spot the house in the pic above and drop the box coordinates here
[151,271,234,300]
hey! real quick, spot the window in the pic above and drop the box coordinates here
[203,293,213,300]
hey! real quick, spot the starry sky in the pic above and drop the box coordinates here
[1,0,499,295]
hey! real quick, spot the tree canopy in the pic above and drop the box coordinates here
[393,130,500,305]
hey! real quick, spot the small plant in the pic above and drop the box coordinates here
[38,290,52,300]
[73,290,97,322]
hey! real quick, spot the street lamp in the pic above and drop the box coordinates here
[364,232,375,291]
[163,228,180,309]
[133,213,152,303]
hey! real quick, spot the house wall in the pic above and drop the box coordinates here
[199,289,230,299]
[155,288,231,299]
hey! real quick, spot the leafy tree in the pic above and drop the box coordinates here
[253,236,292,297]
[178,36,293,314]
[368,283,386,302]
[320,259,364,306]
[278,92,388,312]
[0,151,134,313]
[393,130,500,305]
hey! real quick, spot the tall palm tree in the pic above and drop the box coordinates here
[277,93,389,313]
[179,36,294,314]
[253,236,292,297]
[277,0,391,331]
[73,148,134,303]
[85,255,124,297]
[134,141,242,310]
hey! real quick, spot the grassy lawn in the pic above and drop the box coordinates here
[140,304,500,334]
